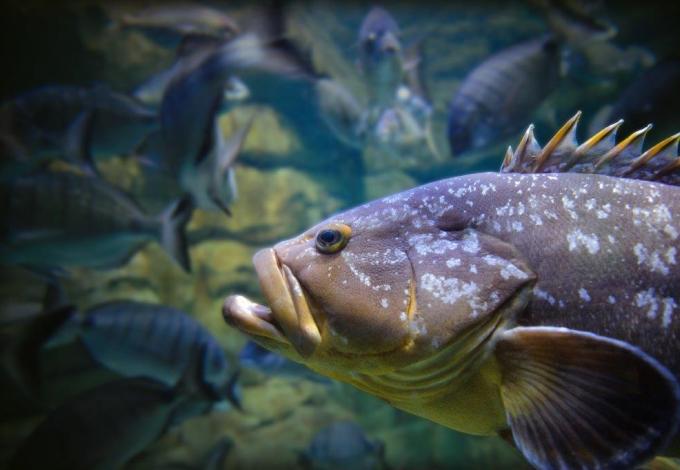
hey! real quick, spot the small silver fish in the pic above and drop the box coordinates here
[358,7,403,110]
[0,171,193,272]
[315,78,365,149]
[112,3,239,47]
[591,59,680,141]
[0,85,157,166]
[49,300,239,406]
[160,14,317,213]
[447,35,561,156]
[300,421,386,470]
[9,374,212,470]
[239,340,331,384]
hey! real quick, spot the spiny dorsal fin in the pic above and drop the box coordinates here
[566,119,623,169]
[500,112,680,187]
[533,110,581,172]
[625,132,680,175]
[501,124,541,173]
[594,123,653,169]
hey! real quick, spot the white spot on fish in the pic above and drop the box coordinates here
[529,214,543,226]
[635,288,659,319]
[562,196,578,220]
[634,290,677,328]
[566,229,600,254]
[470,264,478,274]
[633,243,670,275]
[380,298,389,308]
[607,295,616,304]
[462,232,480,254]
[420,273,480,307]
[662,298,677,328]
[534,288,556,306]
[446,258,461,268]
[399,312,407,321]
[511,221,524,232]
[578,288,591,302]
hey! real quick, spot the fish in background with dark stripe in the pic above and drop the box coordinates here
[223,114,680,469]
[447,35,562,157]
[447,0,619,158]
[48,300,240,407]
[9,343,226,470]
[0,171,193,272]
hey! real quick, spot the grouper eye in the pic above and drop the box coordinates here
[315,223,351,254]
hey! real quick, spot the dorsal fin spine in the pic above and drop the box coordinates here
[594,124,653,170]
[566,119,624,169]
[625,132,680,174]
[532,111,581,172]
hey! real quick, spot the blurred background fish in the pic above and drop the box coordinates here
[0,171,193,272]
[239,340,331,385]
[299,421,387,470]
[589,58,680,141]
[0,84,156,173]
[9,373,217,470]
[447,35,562,156]
[108,3,240,48]
[48,300,240,406]
[357,6,403,112]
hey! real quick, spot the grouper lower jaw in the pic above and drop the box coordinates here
[252,248,321,357]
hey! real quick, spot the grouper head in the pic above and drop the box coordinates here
[223,180,536,388]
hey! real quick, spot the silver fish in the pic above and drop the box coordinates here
[357,6,403,110]
[160,15,317,213]
[133,34,250,109]
[9,374,212,470]
[592,59,680,141]
[112,3,239,47]
[315,78,366,149]
[239,340,331,384]
[49,300,239,406]
[447,35,561,156]
[300,421,385,470]
[0,85,157,166]
[0,171,193,272]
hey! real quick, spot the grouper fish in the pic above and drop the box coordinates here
[223,113,680,469]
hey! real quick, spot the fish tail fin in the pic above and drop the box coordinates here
[225,370,243,411]
[208,114,256,215]
[6,305,76,398]
[159,195,194,273]
[64,110,98,176]
[501,111,680,187]
[219,3,321,82]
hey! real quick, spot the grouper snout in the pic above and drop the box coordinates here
[223,248,321,357]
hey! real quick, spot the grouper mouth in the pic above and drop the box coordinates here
[222,248,321,357]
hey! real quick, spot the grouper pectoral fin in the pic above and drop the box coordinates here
[495,326,680,470]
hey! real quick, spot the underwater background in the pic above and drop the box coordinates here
[1,0,679,468]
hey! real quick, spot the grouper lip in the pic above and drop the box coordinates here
[223,248,321,358]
